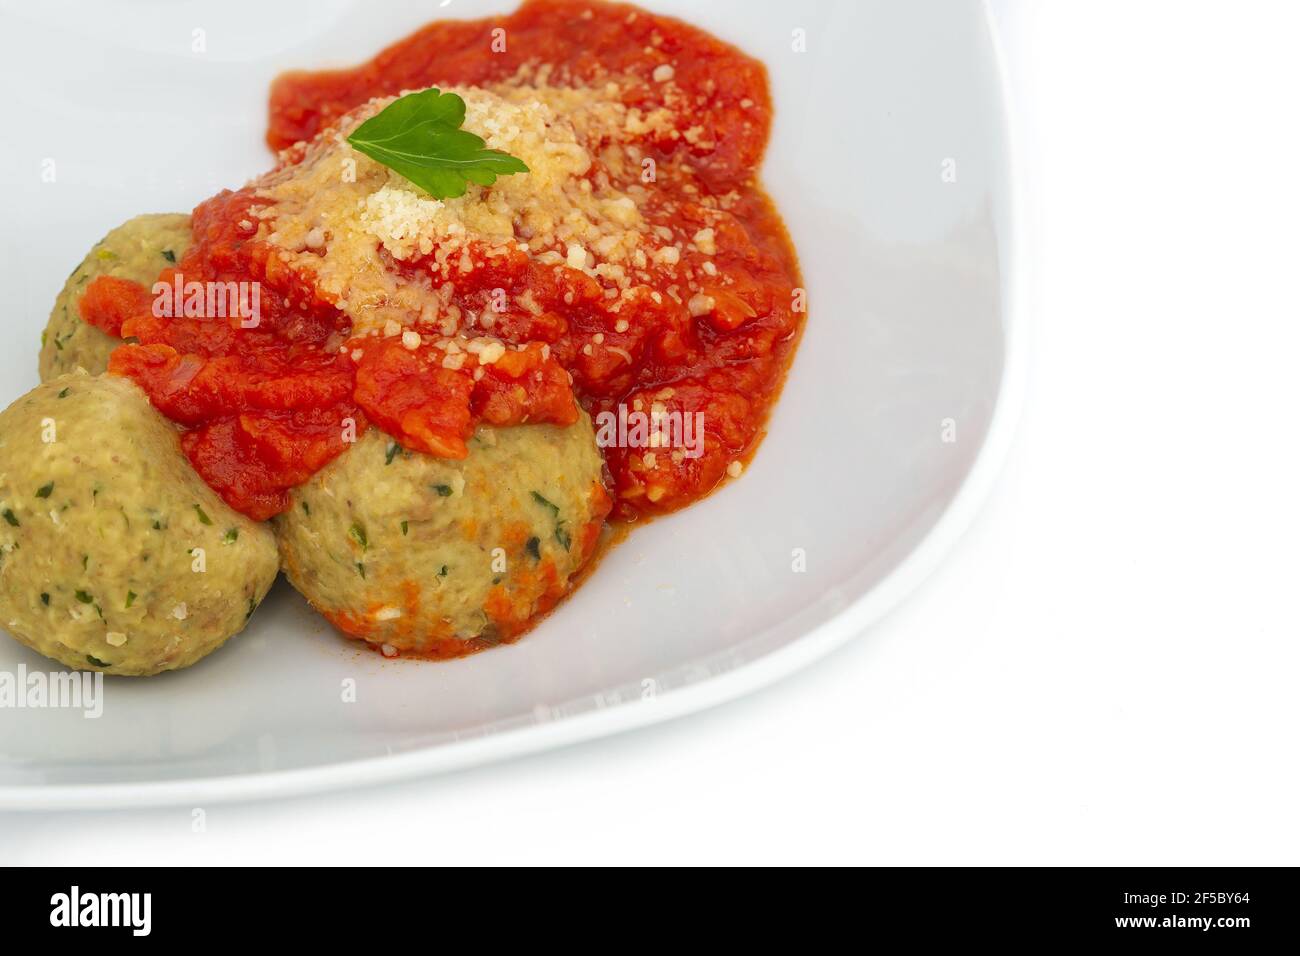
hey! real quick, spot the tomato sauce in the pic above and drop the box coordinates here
[81,0,804,524]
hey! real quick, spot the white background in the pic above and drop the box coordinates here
[6,0,1299,865]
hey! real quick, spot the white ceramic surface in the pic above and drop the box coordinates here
[0,0,1021,808]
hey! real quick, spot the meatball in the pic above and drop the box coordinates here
[38,213,191,381]
[0,372,278,676]
[276,414,611,657]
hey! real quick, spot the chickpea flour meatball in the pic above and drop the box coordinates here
[276,414,610,657]
[0,373,278,675]
[38,213,191,381]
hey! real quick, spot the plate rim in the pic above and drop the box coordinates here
[0,0,1026,810]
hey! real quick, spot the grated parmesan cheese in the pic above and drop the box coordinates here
[257,80,680,340]
[688,293,716,317]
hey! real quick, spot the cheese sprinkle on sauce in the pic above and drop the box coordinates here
[82,0,804,524]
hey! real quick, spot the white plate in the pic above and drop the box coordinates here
[0,0,1021,808]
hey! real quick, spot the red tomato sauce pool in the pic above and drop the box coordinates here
[81,0,805,523]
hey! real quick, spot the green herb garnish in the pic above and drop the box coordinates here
[86,655,110,668]
[346,88,529,200]
[349,523,368,549]
[161,249,176,263]
[385,441,401,465]
[525,536,541,560]
[222,528,239,544]
[126,590,137,609]
[400,520,409,536]
[530,491,570,551]
[194,504,212,525]
[2,509,18,527]
[40,593,50,606]
[74,589,93,604]
[35,482,54,498]
[433,484,453,497]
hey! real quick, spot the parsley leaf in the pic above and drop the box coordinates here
[346,88,529,200]
[349,523,368,550]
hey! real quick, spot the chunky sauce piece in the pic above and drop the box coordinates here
[81,0,804,523]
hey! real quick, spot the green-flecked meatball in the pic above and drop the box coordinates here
[0,372,278,676]
[276,415,611,658]
[38,213,191,382]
